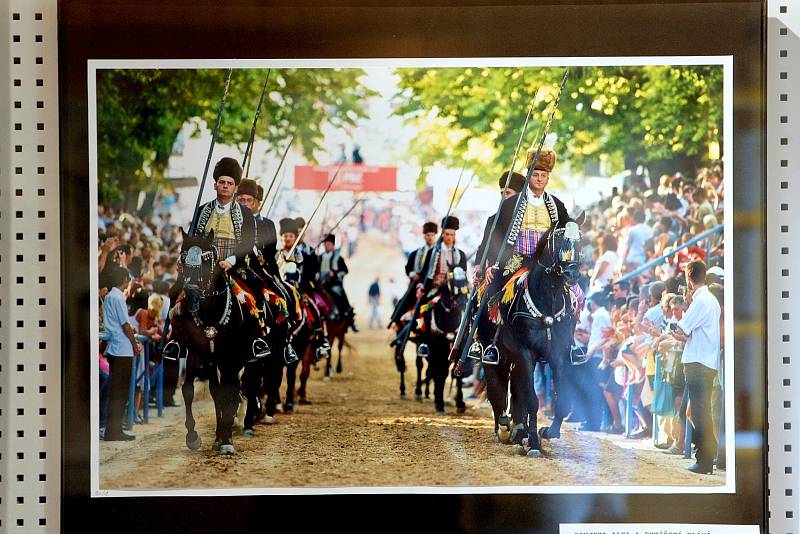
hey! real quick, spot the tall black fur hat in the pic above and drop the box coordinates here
[441,216,459,231]
[237,178,259,199]
[295,217,306,229]
[499,171,526,193]
[279,218,299,236]
[323,234,336,245]
[213,157,243,185]
[422,221,438,234]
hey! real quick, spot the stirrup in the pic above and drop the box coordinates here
[482,344,500,365]
[162,340,183,361]
[249,338,271,362]
[417,343,430,359]
[467,341,484,361]
[284,345,299,364]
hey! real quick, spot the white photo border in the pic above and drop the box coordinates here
[88,55,735,497]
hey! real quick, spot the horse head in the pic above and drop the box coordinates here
[533,221,582,287]
[179,228,222,313]
[434,265,469,335]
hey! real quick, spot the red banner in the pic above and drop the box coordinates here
[294,164,397,192]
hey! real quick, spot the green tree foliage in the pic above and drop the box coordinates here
[394,65,723,182]
[96,68,376,208]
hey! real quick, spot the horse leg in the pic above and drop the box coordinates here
[284,360,299,412]
[324,338,333,379]
[517,351,542,456]
[335,334,344,374]
[424,363,432,400]
[182,369,201,451]
[217,368,240,454]
[298,345,312,404]
[414,354,424,401]
[540,358,568,439]
[450,376,462,414]
[433,360,446,414]
[395,345,406,398]
[240,362,261,436]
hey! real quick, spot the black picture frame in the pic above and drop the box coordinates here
[59,1,766,531]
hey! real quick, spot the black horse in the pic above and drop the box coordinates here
[238,267,295,436]
[169,228,262,454]
[498,221,583,457]
[405,266,470,414]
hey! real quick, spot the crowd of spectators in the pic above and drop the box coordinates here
[97,207,183,440]
[565,163,726,475]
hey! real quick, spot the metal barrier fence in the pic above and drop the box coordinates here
[612,223,723,286]
[99,332,165,432]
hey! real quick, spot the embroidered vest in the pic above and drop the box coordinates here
[206,209,235,240]
[522,202,552,232]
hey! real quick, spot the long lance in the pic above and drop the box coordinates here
[454,69,569,376]
[447,97,537,362]
[314,197,364,249]
[188,68,233,236]
[394,161,468,356]
[452,169,478,210]
[259,135,295,216]
[286,161,346,259]
[241,69,272,175]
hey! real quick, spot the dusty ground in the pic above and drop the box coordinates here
[99,231,725,491]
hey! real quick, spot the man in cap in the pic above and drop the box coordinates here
[193,157,256,270]
[277,218,306,288]
[237,178,279,276]
[277,217,330,358]
[389,221,438,328]
[167,157,256,304]
[470,149,571,364]
[318,233,358,331]
[474,170,527,279]
[428,216,467,290]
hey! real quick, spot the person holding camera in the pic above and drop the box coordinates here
[670,259,721,474]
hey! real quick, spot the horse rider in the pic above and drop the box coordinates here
[318,233,359,332]
[167,158,255,299]
[389,221,438,328]
[277,217,329,354]
[470,149,572,364]
[236,178,297,362]
[411,215,467,355]
[163,158,267,360]
[236,178,280,277]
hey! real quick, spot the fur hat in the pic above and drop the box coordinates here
[422,221,438,234]
[279,218,299,236]
[256,184,264,202]
[441,216,459,231]
[213,157,243,185]
[295,217,306,229]
[525,148,556,173]
[499,171,526,193]
[237,178,259,199]
[323,234,336,245]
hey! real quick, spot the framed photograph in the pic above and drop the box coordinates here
[51,0,771,531]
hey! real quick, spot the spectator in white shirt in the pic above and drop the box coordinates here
[672,260,721,474]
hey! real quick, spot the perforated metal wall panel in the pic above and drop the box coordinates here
[0,0,60,532]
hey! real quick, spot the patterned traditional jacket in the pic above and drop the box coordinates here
[479,191,570,273]
[194,199,256,266]
[405,245,433,280]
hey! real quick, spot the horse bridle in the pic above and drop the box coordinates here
[183,244,233,349]
[512,224,581,355]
